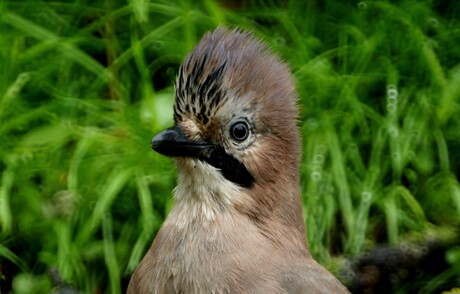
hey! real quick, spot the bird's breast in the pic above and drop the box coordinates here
[129,209,291,294]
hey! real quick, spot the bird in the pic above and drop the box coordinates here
[127,27,349,294]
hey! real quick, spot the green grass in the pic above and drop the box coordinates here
[0,0,459,293]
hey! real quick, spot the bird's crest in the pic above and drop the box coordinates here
[174,55,228,126]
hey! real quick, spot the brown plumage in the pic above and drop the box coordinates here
[128,27,349,293]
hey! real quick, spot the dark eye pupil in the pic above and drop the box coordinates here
[231,122,249,141]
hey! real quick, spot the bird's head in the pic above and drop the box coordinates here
[151,28,302,225]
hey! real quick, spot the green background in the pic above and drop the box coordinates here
[0,0,459,293]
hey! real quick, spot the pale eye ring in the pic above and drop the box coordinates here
[230,121,250,142]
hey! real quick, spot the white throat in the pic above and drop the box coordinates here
[170,159,248,228]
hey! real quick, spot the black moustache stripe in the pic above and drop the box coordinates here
[198,146,254,189]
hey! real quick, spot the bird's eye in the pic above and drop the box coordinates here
[230,121,250,142]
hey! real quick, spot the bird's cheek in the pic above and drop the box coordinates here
[243,144,285,184]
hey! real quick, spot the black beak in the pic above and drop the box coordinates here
[151,125,214,158]
[151,125,255,188]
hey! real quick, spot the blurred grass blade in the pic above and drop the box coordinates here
[384,193,399,245]
[0,72,31,120]
[326,127,354,239]
[102,213,121,294]
[129,0,148,23]
[126,172,159,272]
[77,169,132,244]
[0,243,29,272]
[20,123,72,147]
[0,167,14,234]
[395,186,426,221]
[203,0,227,25]
[1,12,110,80]
[1,12,56,40]
[67,136,93,191]
[53,221,81,282]
[111,16,183,69]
